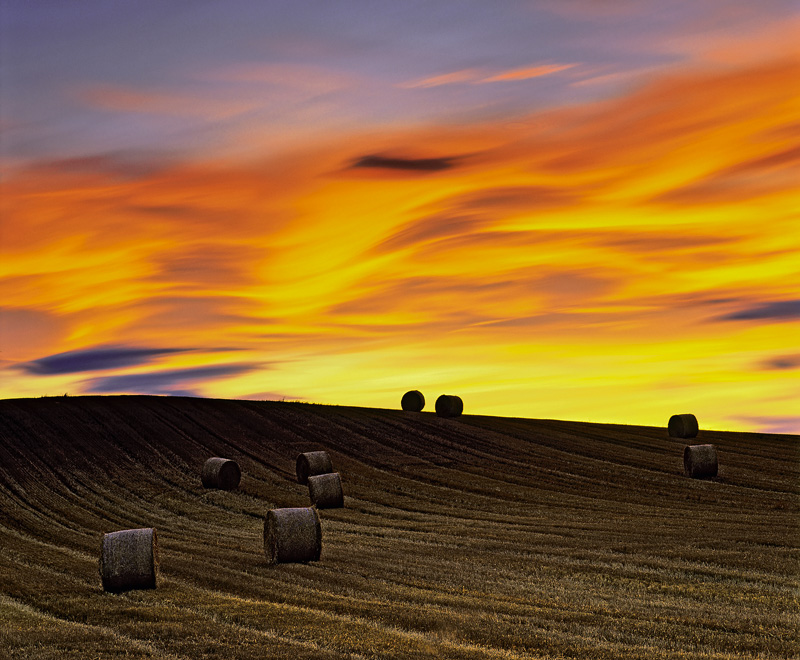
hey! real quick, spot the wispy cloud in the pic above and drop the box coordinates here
[203,62,355,94]
[22,153,174,180]
[80,85,259,120]
[759,355,800,371]
[0,308,70,363]
[129,296,275,336]
[399,63,576,89]
[570,66,662,89]
[397,69,484,89]
[82,363,261,396]
[150,244,267,288]
[237,391,306,402]
[733,415,800,435]
[18,346,193,375]
[440,185,581,213]
[481,63,577,83]
[371,215,486,254]
[718,300,800,322]
[659,14,800,66]
[653,143,800,205]
[349,154,458,172]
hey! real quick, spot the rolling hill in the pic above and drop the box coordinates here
[0,395,797,659]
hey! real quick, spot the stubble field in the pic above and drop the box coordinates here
[0,395,797,659]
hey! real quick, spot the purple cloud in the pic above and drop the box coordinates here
[760,355,800,371]
[82,363,260,396]
[18,346,193,375]
[734,416,800,435]
[717,300,800,322]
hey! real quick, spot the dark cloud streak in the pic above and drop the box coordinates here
[450,185,579,212]
[25,151,175,180]
[19,346,193,375]
[350,154,457,172]
[372,214,486,254]
[717,300,800,322]
[760,355,800,370]
[82,363,261,395]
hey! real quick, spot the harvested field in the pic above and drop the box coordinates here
[0,395,798,659]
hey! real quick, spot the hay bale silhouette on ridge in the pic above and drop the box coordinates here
[668,413,699,439]
[401,390,425,412]
[435,394,463,418]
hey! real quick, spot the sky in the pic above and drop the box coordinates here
[1,0,799,433]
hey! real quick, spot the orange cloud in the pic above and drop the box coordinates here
[397,68,485,89]
[79,61,358,126]
[204,62,355,92]
[399,63,577,88]
[481,63,577,82]
[652,143,800,205]
[661,15,800,66]
[80,86,259,120]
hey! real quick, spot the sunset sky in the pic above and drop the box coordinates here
[1,1,799,433]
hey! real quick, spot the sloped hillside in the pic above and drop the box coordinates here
[0,395,797,659]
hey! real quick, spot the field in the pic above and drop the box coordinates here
[0,395,797,659]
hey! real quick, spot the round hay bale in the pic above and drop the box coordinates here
[435,394,463,418]
[401,390,425,412]
[264,507,322,564]
[684,444,718,479]
[99,528,158,592]
[201,457,241,490]
[668,413,699,438]
[296,451,333,484]
[308,472,344,509]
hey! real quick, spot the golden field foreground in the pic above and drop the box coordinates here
[0,395,797,659]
